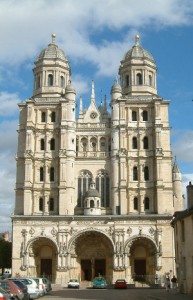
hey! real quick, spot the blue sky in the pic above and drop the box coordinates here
[0,0,193,233]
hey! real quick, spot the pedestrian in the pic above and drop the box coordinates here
[171,275,177,293]
[165,276,170,292]
[155,274,158,284]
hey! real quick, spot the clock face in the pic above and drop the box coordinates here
[90,111,97,119]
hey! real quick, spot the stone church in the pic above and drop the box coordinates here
[12,34,184,284]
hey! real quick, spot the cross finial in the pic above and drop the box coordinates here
[51,33,56,43]
[135,34,139,45]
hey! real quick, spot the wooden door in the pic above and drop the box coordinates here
[94,259,106,277]
[41,259,52,280]
[81,260,92,281]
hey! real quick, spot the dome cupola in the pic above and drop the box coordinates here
[33,34,71,98]
[119,35,157,96]
[84,181,101,215]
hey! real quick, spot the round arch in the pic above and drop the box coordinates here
[68,228,114,282]
[124,234,158,283]
[25,236,58,282]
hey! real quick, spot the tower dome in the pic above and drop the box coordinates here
[36,34,69,64]
[122,35,155,63]
[33,34,71,98]
[119,35,157,96]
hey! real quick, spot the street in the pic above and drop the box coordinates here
[42,287,193,300]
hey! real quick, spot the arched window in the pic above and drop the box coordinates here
[142,110,148,121]
[50,138,55,151]
[134,197,138,210]
[90,200,94,208]
[136,73,142,85]
[77,170,92,207]
[132,137,138,149]
[40,167,44,182]
[48,74,53,86]
[132,110,137,121]
[125,75,129,87]
[91,137,97,152]
[144,166,149,181]
[133,166,138,181]
[39,197,43,211]
[144,197,150,210]
[49,198,54,211]
[149,75,152,86]
[143,136,149,149]
[51,111,56,122]
[81,138,88,152]
[50,167,55,182]
[60,76,65,87]
[41,111,46,122]
[40,139,45,151]
[96,170,110,207]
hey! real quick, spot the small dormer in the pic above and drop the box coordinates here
[84,181,101,215]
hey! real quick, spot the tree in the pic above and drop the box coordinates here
[0,238,12,273]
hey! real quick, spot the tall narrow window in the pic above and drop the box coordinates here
[96,170,110,207]
[48,74,53,86]
[149,75,152,86]
[77,170,92,207]
[132,137,138,149]
[144,166,149,181]
[142,110,148,121]
[40,167,44,182]
[40,139,45,151]
[49,198,54,211]
[143,136,149,149]
[39,197,43,211]
[50,167,55,182]
[133,166,138,181]
[134,197,138,210]
[50,138,55,151]
[60,76,65,87]
[125,75,129,87]
[132,110,137,121]
[36,75,40,89]
[51,111,56,122]
[136,73,142,85]
[41,112,46,122]
[144,197,150,210]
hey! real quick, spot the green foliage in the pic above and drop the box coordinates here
[0,239,12,270]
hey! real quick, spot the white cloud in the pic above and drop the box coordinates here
[0,0,193,72]
[172,130,193,162]
[0,92,21,116]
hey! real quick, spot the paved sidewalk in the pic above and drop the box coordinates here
[147,289,193,300]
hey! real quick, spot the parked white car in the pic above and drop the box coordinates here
[16,278,40,299]
[68,279,80,288]
[33,278,47,296]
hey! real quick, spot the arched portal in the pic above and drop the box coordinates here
[27,237,57,282]
[126,236,157,284]
[69,230,114,282]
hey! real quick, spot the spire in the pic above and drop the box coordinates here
[91,80,95,103]
[79,96,83,113]
[173,156,181,173]
[104,95,107,111]
[78,96,83,119]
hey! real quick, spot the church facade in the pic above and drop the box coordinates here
[12,34,184,284]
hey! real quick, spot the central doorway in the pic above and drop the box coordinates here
[41,259,52,280]
[95,259,106,277]
[134,259,146,281]
[81,260,92,281]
